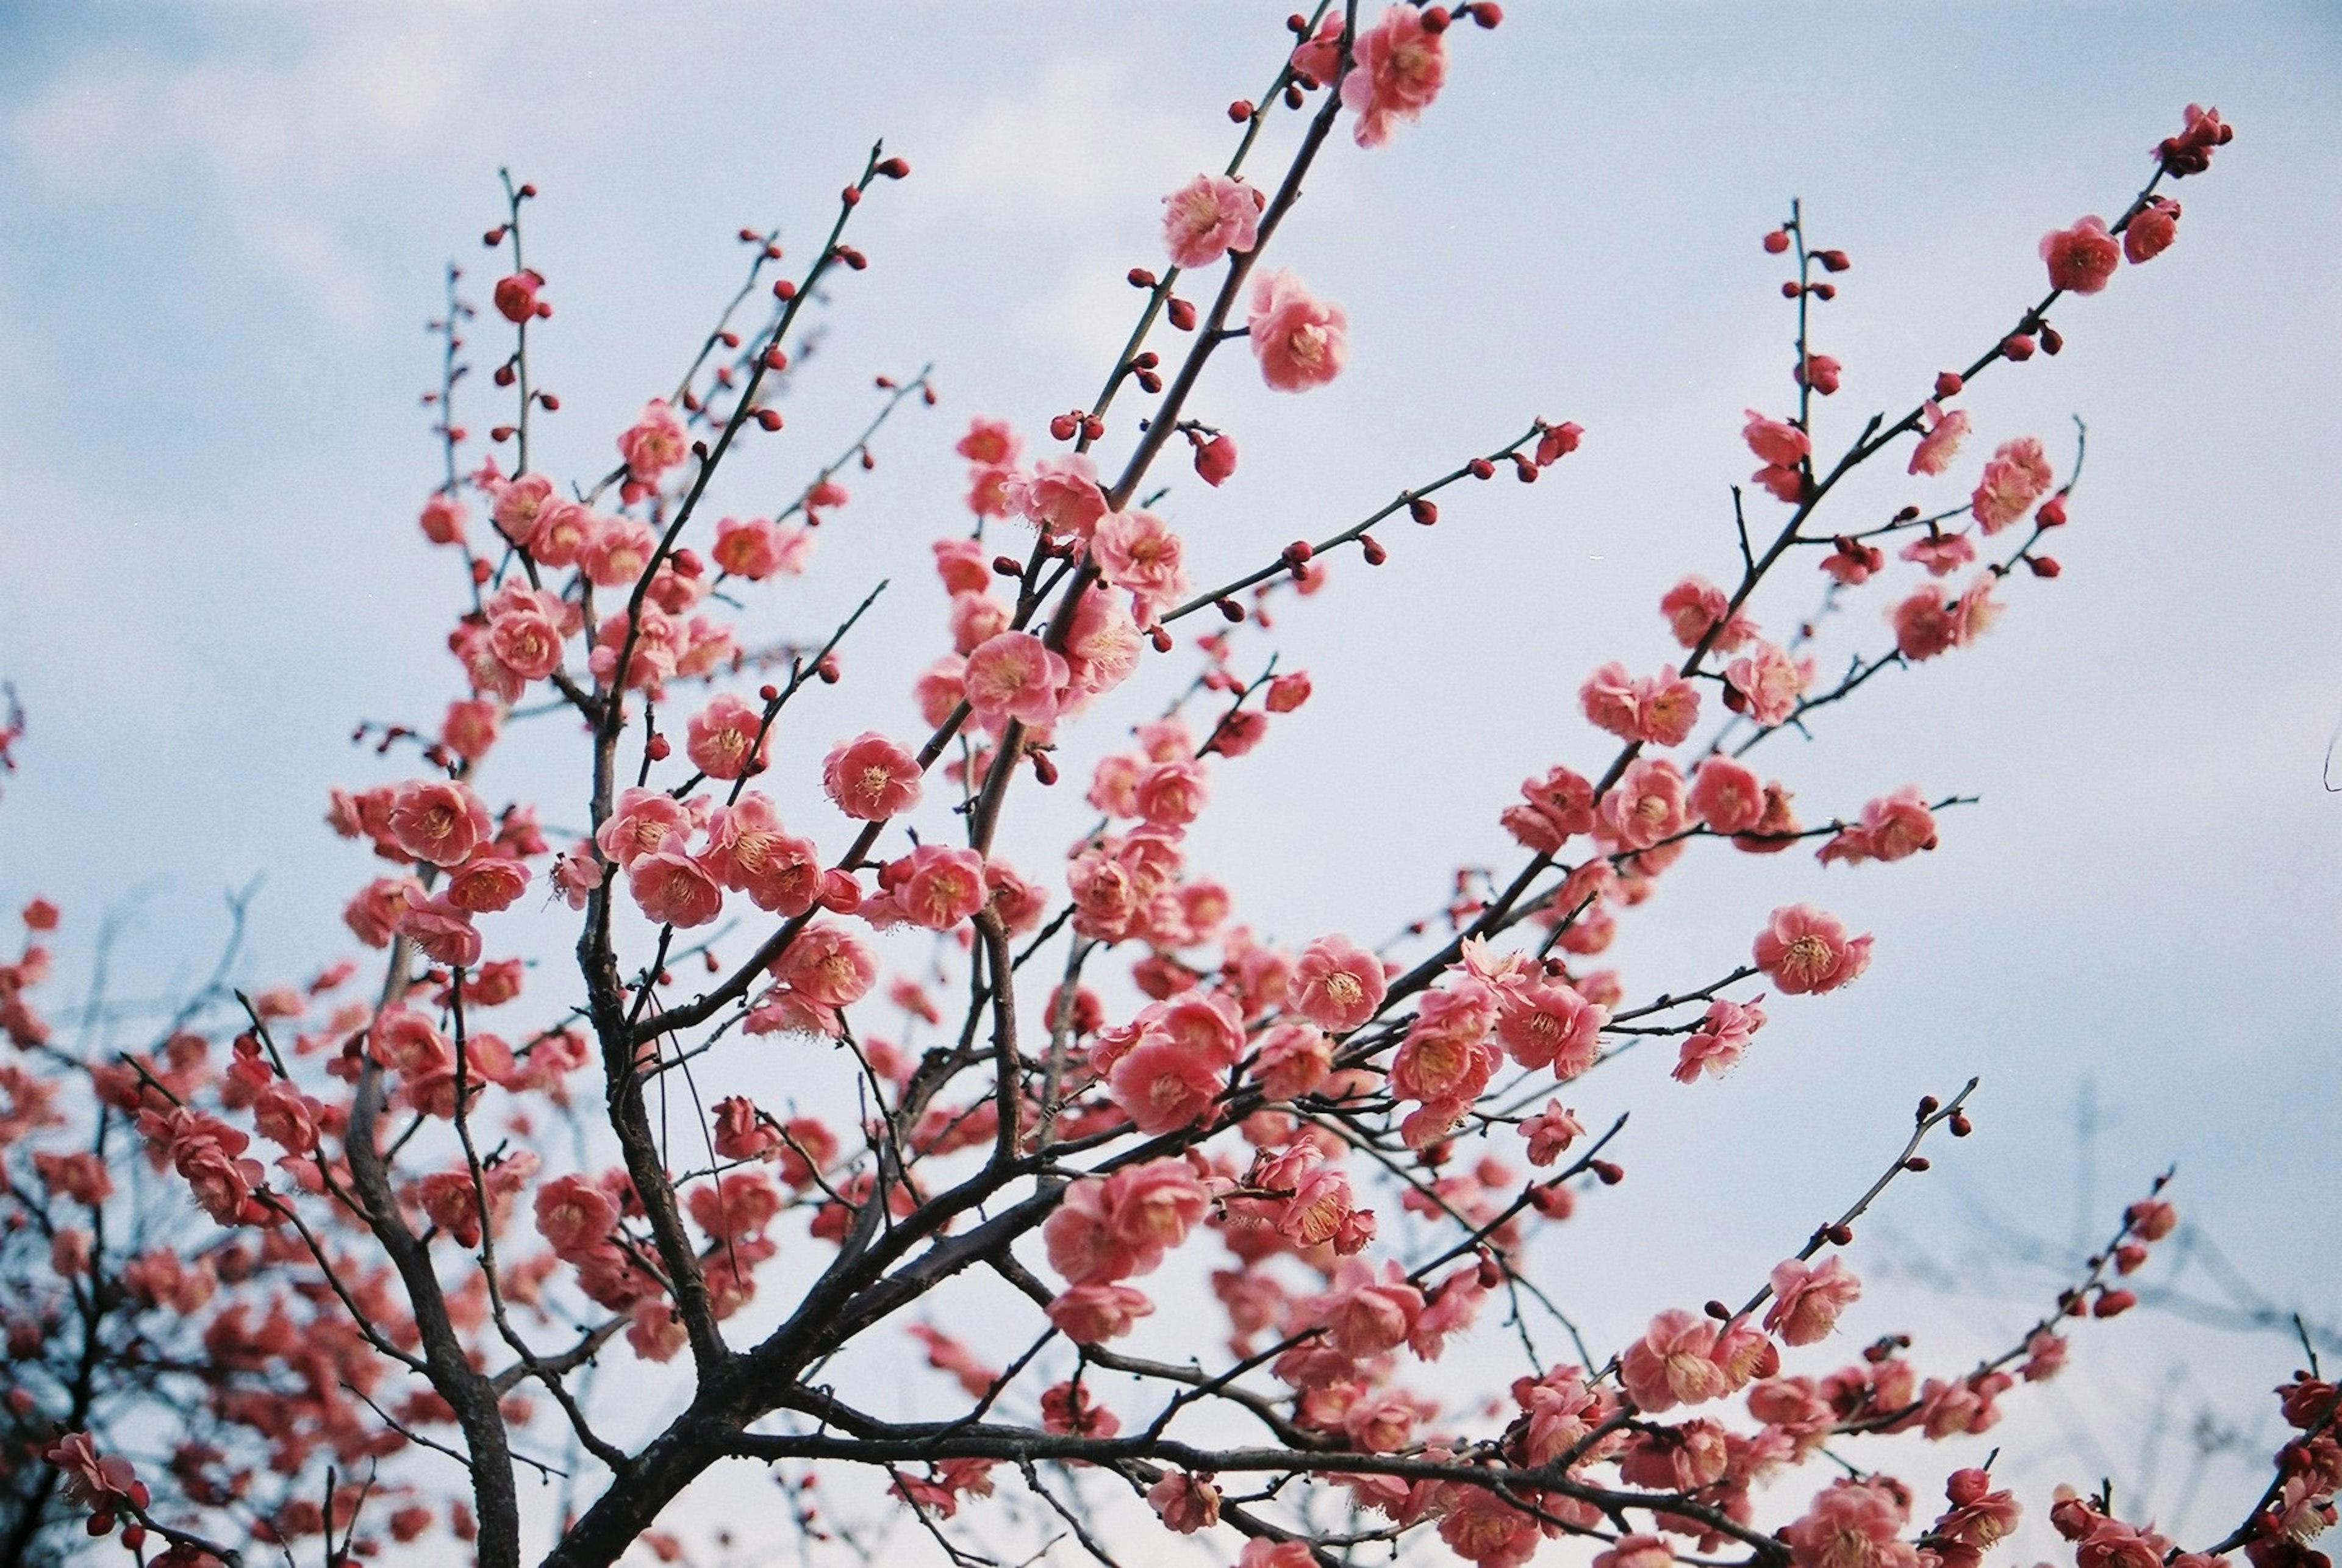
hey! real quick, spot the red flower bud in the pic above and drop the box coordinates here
[1194,432,1238,487]
[2002,333,2036,361]
[876,156,910,179]
[1128,267,1158,288]
[1763,229,1791,254]
[1360,534,1388,565]
[1228,99,1255,123]
[1167,296,1198,331]
[2093,1288,2137,1318]
[1467,457,1495,480]
[1409,496,1439,526]
[1933,371,1964,398]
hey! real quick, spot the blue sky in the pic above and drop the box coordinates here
[1,2,2337,1559]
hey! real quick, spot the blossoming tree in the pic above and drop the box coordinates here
[4,7,2329,1568]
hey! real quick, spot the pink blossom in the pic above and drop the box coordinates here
[1291,936,1387,1033]
[617,398,689,484]
[1620,1308,1728,1412]
[1889,587,1958,662]
[776,922,877,1010]
[1009,456,1109,542]
[552,847,602,910]
[1145,1470,1222,1534]
[1764,1256,1861,1345]
[388,779,493,867]
[954,417,1020,468]
[1253,1022,1333,1101]
[896,844,986,931]
[1689,758,1766,834]
[1819,786,1938,867]
[2125,197,2180,264]
[1971,436,2053,533]
[1132,757,1209,828]
[712,516,811,580]
[596,787,692,867]
[1289,10,1342,85]
[1952,573,2004,645]
[1908,401,1971,476]
[1727,640,1810,728]
[1248,269,1348,393]
[1520,1101,1584,1165]
[1108,1031,1227,1134]
[444,855,531,915]
[1673,996,1766,1083]
[531,499,596,568]
[2041,215,2121,295]
[1501,764,1597,853]
[419,492,467,546]
[681,693,765,780]
[962,631,1070,730]
[1092,508,1191,620]
[1497,979,1605,1077]
[1782,1480,1919,1568]
[1660,574,1752,650]
[1743,409,1812,468]
[1047,1281,1153,1344]
[582,517,660,589]
[628,851,723,928]
[1752,904,1873,995]
[1599,757,1691,852]
[1753,461,1807,504]
[1312,1258,1425,1358]
[1594,1535,1676,1568]
[1064,585,1144,697]
[1579,663,1698,746]
[1342,5,1448,147]
[1161,173,1261,268]
[1900,531,1976,577]
[345,875,424,947]
[822,732,923,820]
[964,464,1020,520]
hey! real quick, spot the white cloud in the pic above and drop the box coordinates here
[7,10,509,323]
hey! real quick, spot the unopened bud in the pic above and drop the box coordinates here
[2093,1289,2137,1319]
[1591,1159,1624,1186]
[815,654,840,684]
[1228,99,1255,123]
[1704,1299,1731,1320]
[991,554,1022,579]
[764,347,790,372]
[1031,750,1058,786]
[2036,495,2068,528]
[1763,229,1791,254]
[1147,625,1173,653]
[1049,413,1079,442]
[1215,597,1244,623]
[773,279,798,301]
[876,156,910,179]
[1167,297,1197,331]
[2027,556,2062,578]
[1816,249,1850,273]
[646,734,671,761]
[1359,534,1388,565]
[1826,1223,1855,1245]
[1934,371,1964,398]
[2040,324,2064,356]
[2002,333,2036,361]
[1467,457,1495,481]
[1409,496,1439,525]
[754,408,783,431]
[1128,267,1158,288]
[1949,1112,1972,1137]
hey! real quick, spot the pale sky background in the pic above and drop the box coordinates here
[1,4,2337,1563]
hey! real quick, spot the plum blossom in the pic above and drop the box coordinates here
[1620,1309,1728,1412]
[1248,269,1347,392]
[1672,995,1766,1083]
[1971,436,2053,533]
[1342,5,1447,148]
[1764,1256,1861,1344]
[822,732,923,820]
[617,398,689,485]
[1752,904,1873,995]
[1092,509,1192,621]
[1161,173,1260,268]
[1782,1480,1919,1568]
[686,693,767,780]
[962,631,1069,730]
[388,779,493,867]
[1726,639,1810,728]
[1908,401,1971,476]
[1289,936,1387,1033]
[2041,215,2121,294]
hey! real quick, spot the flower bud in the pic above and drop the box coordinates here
[876,156,910,179]
[1934,371,1964,398]
[1167,297,1198,331]
[1763,229,1791,254]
